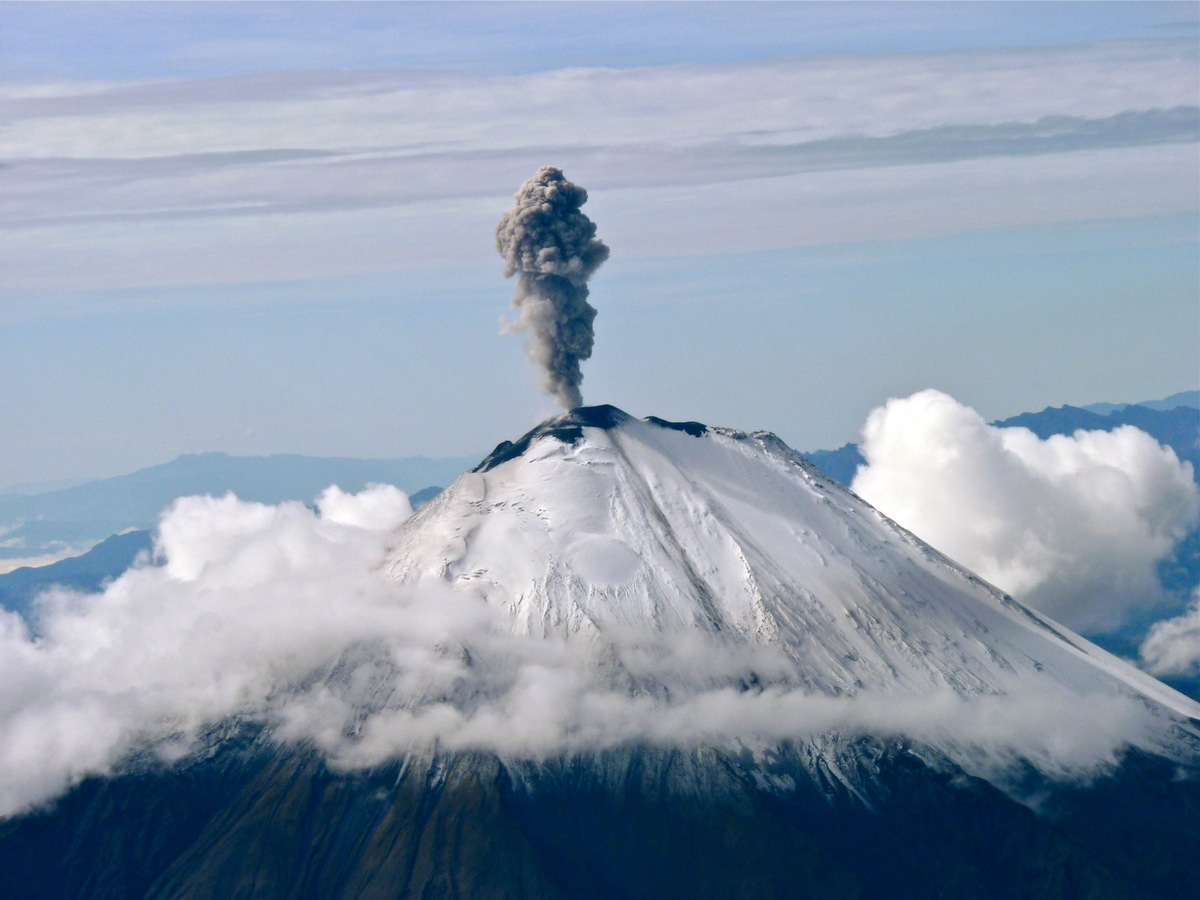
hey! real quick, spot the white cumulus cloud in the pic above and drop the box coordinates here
[1140,591,1200,678]
[850,390,1199,632]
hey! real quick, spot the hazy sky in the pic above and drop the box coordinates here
[2,2,1197,487]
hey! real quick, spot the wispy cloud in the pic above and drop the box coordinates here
[1,42,1195,293]
[7,108,1196,229]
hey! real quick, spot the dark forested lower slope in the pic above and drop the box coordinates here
[0,742,1197,900]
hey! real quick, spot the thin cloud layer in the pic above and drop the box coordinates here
[1,41,1195,292]
[0,483,1186,820]
[851,390,1200,632]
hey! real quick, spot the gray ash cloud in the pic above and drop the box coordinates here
[496,167,609,409]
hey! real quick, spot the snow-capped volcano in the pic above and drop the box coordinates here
[4,406,1199,899]
[385,405,1198,724]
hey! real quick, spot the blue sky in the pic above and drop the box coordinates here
[4,2,1196,77]
[2,2,1197,486]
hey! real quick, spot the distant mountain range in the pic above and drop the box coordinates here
[1081,389,1199,416]
[0,452,477,564]
[0,530,154,621]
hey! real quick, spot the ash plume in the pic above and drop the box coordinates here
[496,166,609,409]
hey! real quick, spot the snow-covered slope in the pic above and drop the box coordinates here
[386,405,1199,723]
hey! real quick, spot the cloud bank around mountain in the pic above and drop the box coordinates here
[0,481,1186,820]
[851,390,1199,632]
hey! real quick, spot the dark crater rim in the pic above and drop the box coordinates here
[473,405,708,472]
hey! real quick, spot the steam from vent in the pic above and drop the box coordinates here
[496,166,609,409]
